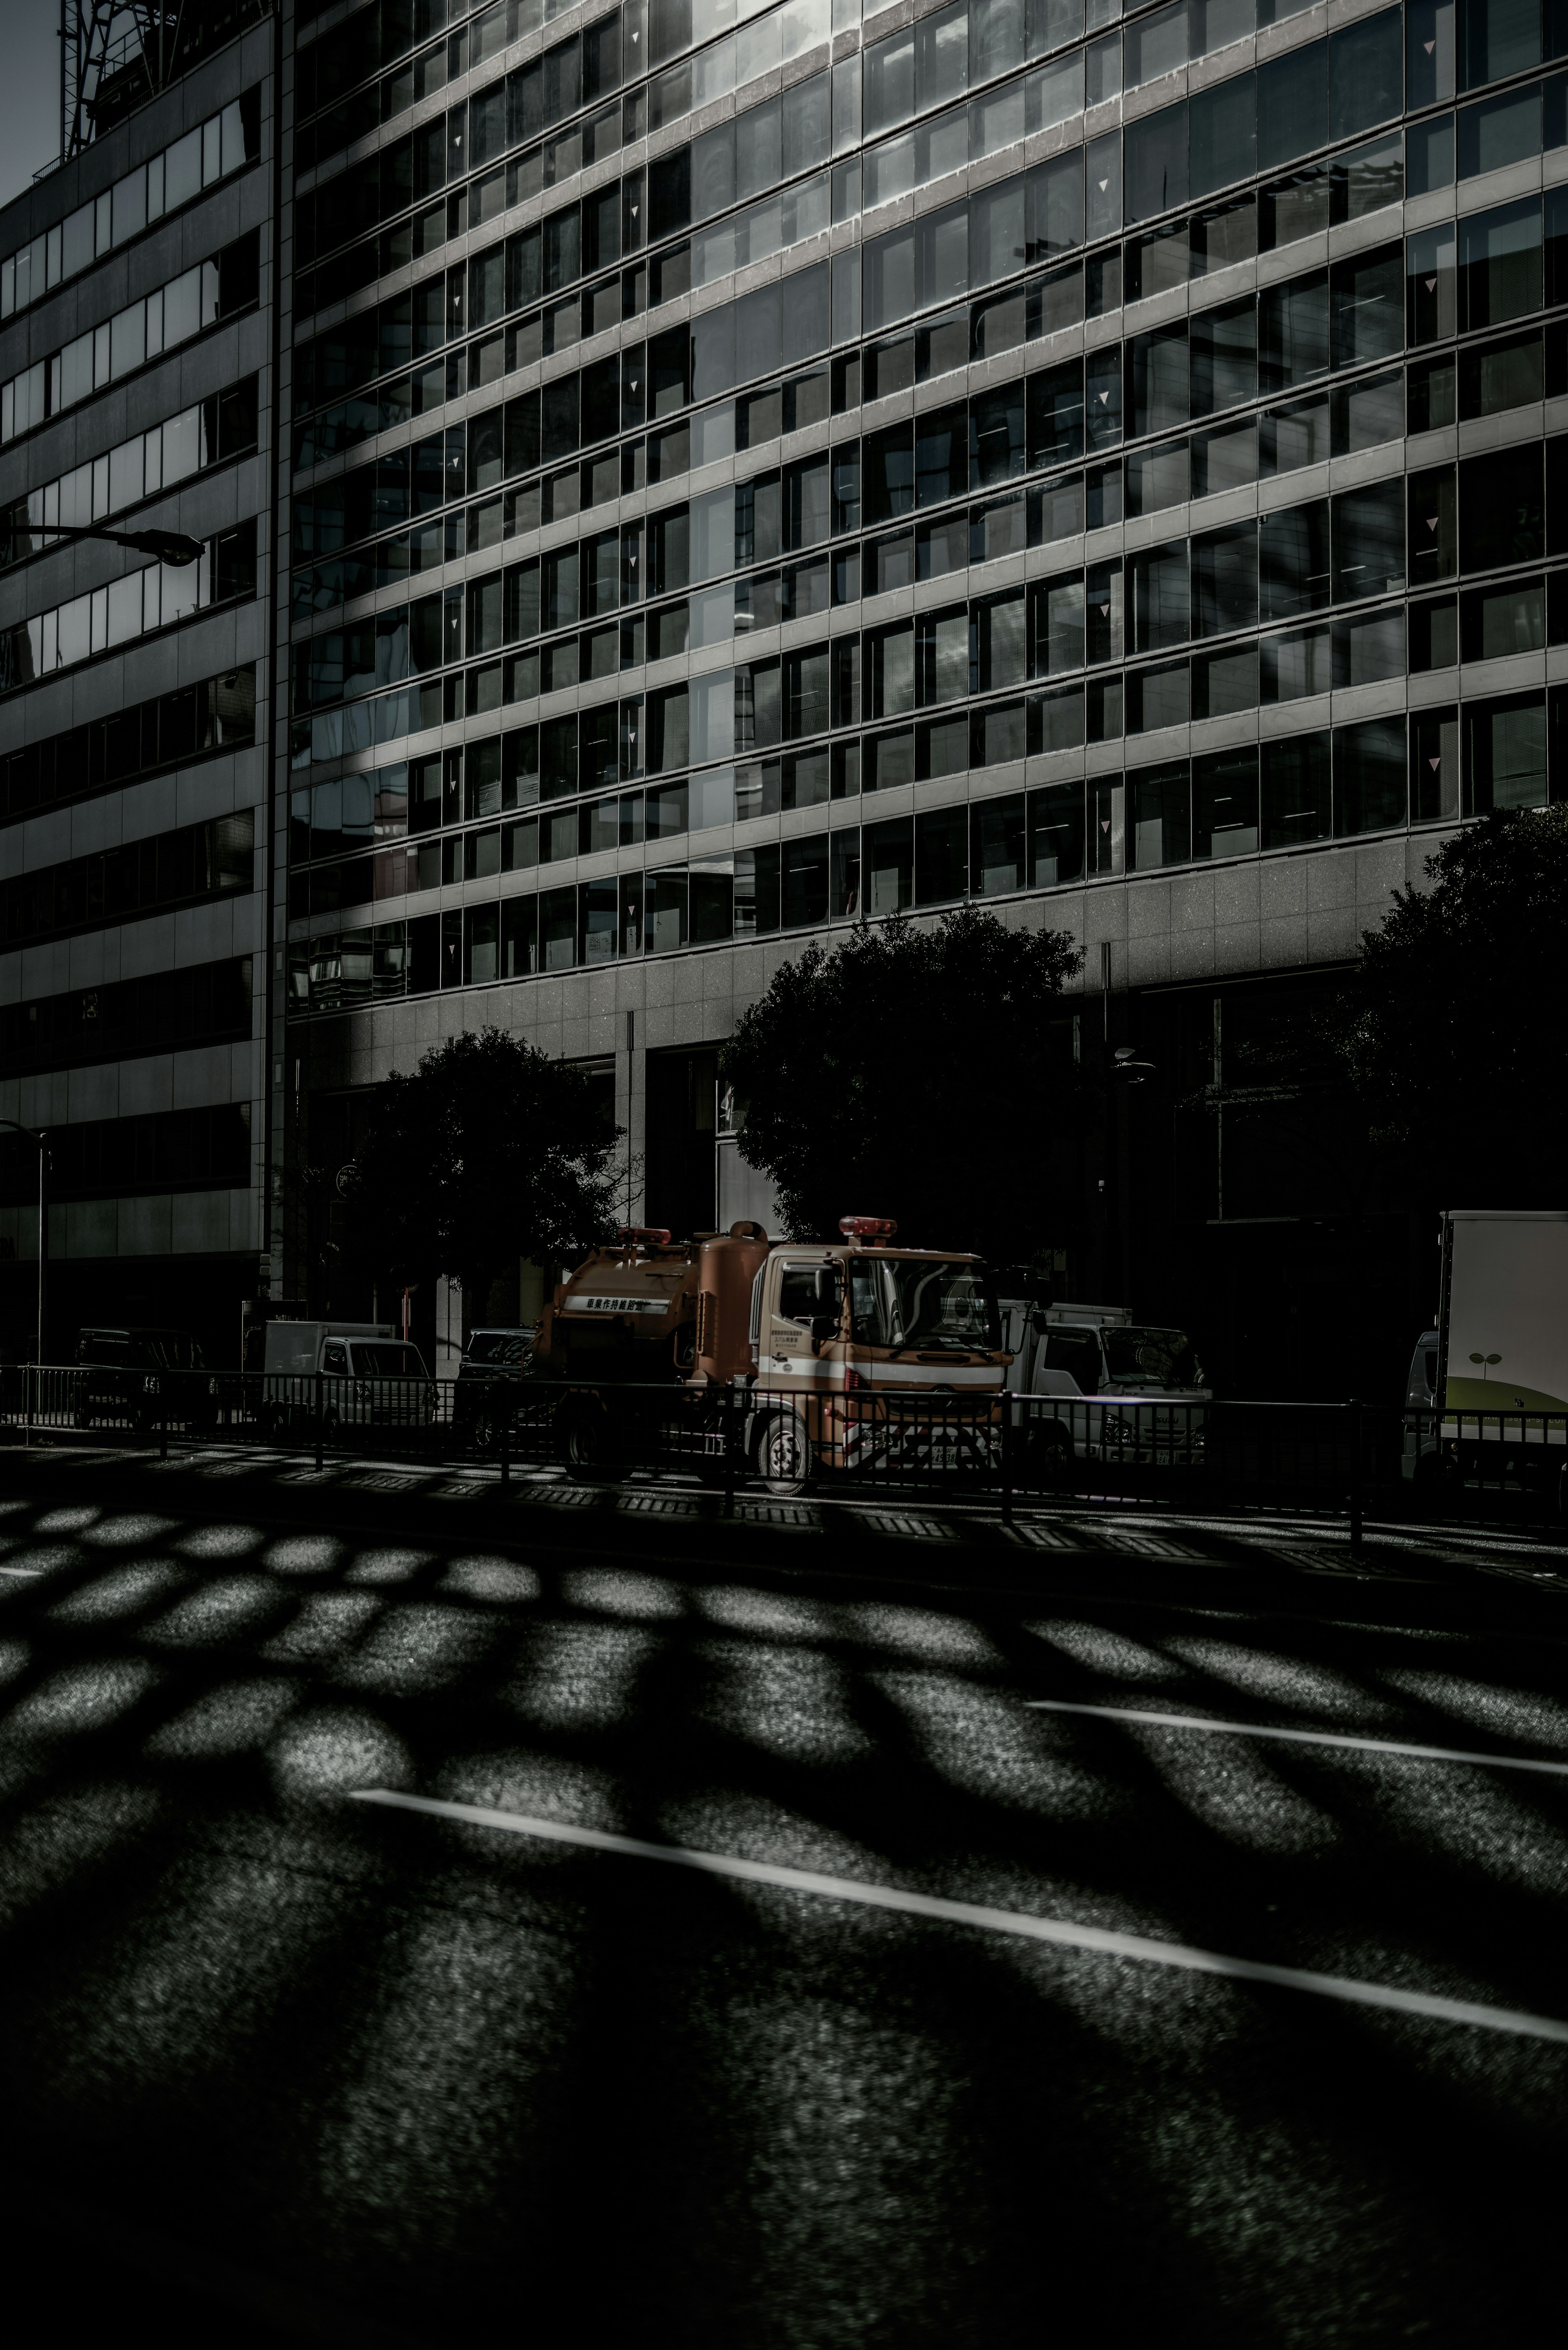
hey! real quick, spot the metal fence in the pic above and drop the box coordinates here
[1,1366,1564,1534]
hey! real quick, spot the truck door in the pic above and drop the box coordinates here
[762,1261,822,1386]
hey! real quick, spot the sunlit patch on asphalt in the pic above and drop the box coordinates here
[145,1677,303,1759]
[438,1556,540,1603]
[1380,1668,1568,1746]
[47,1562,187,1623]
[174,1524,266,1559]
[438,1750,625,1836]
[0,1544,91,1580]
[839,1603,998,1666]
[147,1575,281,1647]
[345,1547,434,1585]
[695,1586,831,1640]
[268,1705,411,1802]
[1029,1621,1184,1681]
[878,1670,1111,1816]
[0,1637,29,1685]
[697,1641,873,1766]
[1164,1639,1392,1721]
[263,1534,343,1576]
[260,1591,383,1661]
[1125,1732,1339,1857]
[505,1622,656,1730]
[32,1507,101,1534]
[659,1790,891,1886]
[3,1656,161,1739]
[81,1513,180,1547]
[560,1567,685,1620]
[332,1603,494,1694]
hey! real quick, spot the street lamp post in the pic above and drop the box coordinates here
[0,1120,47,1362]
[29,522,205,567]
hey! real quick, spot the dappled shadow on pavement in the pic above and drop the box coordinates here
[0,1473,1564,2348]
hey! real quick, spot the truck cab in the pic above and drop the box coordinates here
[742,1220,1009,1492]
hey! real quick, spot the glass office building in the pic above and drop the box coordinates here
[0,6,273,1361]
[282,0,1567,1367]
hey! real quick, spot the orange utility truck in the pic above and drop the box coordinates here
[535,1216,1010,1491]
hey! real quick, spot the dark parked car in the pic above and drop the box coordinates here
[454,1326,536,1451]
[74,1326,216,1431]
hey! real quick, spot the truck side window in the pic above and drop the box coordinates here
[1423,1351,1439,1394]
[322,1342,348,1373]
[776,1268,819,1323]
[1043,1331,1101,1390]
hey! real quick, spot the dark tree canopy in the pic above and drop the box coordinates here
[1336,808,1568,1204]
[719,905,1083,1262]
[347,1028,621,1302]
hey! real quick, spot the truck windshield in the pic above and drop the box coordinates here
[849,1260,999,1351]
[351,1344,424,1377]
[1102,1327,1200,1390]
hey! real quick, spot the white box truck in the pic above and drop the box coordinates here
[261,1320,434,1436]
[1403,1211,1568,1503]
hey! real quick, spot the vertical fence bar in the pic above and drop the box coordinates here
[499,1407,510,1487]
[1000,1396,1013,1527]
[722,1385,736,1520]
[315,1369,325,1472]
[24,1363,33,1448]
[1347,1398,1363,1555]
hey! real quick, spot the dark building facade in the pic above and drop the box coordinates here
[0,7,276,1362]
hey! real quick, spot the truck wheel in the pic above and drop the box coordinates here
[559,1397,623,1482]
[757,1412,812,1498]
[1033,1423,1074,1487]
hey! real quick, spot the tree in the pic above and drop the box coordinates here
[1334,807,1568,1203]
[346,1028,622,1307]
[719,904,1083,1262]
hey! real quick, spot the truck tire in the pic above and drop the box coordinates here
[558,1395,624,1482]
[757,1410,812,1498]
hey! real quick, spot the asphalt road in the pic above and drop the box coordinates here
[1,1446,1565,2348]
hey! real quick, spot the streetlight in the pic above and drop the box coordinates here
[33,523,204,566]
[0,1120,47,1362]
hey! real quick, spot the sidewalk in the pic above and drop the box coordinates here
[9,1434,1568,1603]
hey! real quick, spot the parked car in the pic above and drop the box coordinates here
[74,1327,216,1431]
[454,1325,537,1451]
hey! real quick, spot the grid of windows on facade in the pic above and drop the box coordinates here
[287,679,1568,1010]
[284,0,1568,1016]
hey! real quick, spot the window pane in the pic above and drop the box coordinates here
[1192,522,1258,635]
[1466,693,1547,812]
[1459,443,1543,569]
[1458,0,1539,92]
[1329,9,1403,142]
[1261,732,1330,847]
[1190,71,1256,197]
[1194,747,1258,856]
[1125,102,1188,223]
[1332,479,1406,601]
[1334,714,1407,835]
[1261,501,1331,620]
[1129,540,1190,652]
[1129,760,1191,867]
[1458,82,1541,176]
[1258,41,1325,172]
[1459,195,1543,330]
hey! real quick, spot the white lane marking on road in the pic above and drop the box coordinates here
[0,1565,41,1578]
[347,1788,1568,2046]
[1024,1698,1568,1778]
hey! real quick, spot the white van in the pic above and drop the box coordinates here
[261,1320,434,1435]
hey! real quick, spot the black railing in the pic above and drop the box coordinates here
[1,1367,1564,1536]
